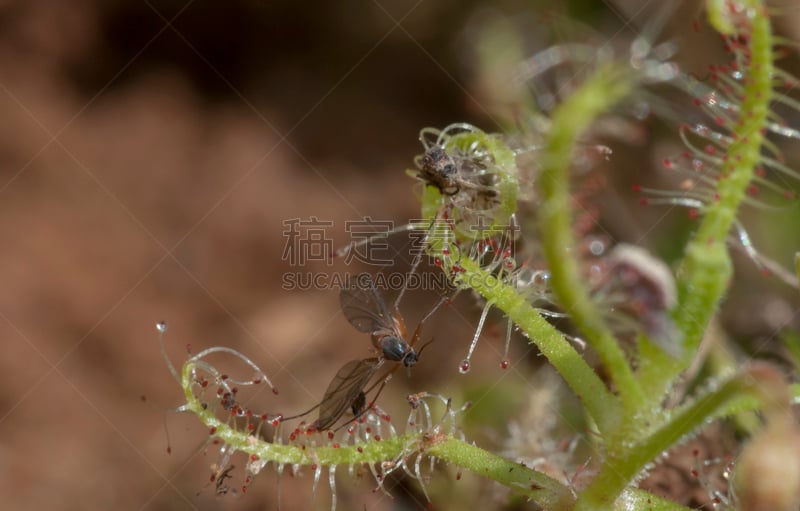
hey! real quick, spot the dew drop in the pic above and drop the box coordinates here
[500,360,509,370]
[459,360,471,374]
[156,321,167,333]
[589,239,605,256]
[534,271,550,286]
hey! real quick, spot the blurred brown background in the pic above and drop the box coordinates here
[1,1,799,511]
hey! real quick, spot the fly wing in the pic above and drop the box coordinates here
[339,274,395,333]
[315,358,381,431]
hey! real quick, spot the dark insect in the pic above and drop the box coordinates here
[417,145,460,195]
[414,142,501,214]
[283,275,444,432]
[340,274,423,367]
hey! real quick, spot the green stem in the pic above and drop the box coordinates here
[427,437,697,511]
[427,437,575,510]
[416,131,620,435]
[638,1,774,403]
[456,257,620,436]
[538,63,646,420]
[181,358,571,507]
[182,359,694,511]
[575,363,783,511]
[428,438,694,511]
[618,488,695,511]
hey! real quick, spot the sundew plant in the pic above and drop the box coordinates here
[164,2,800,510]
